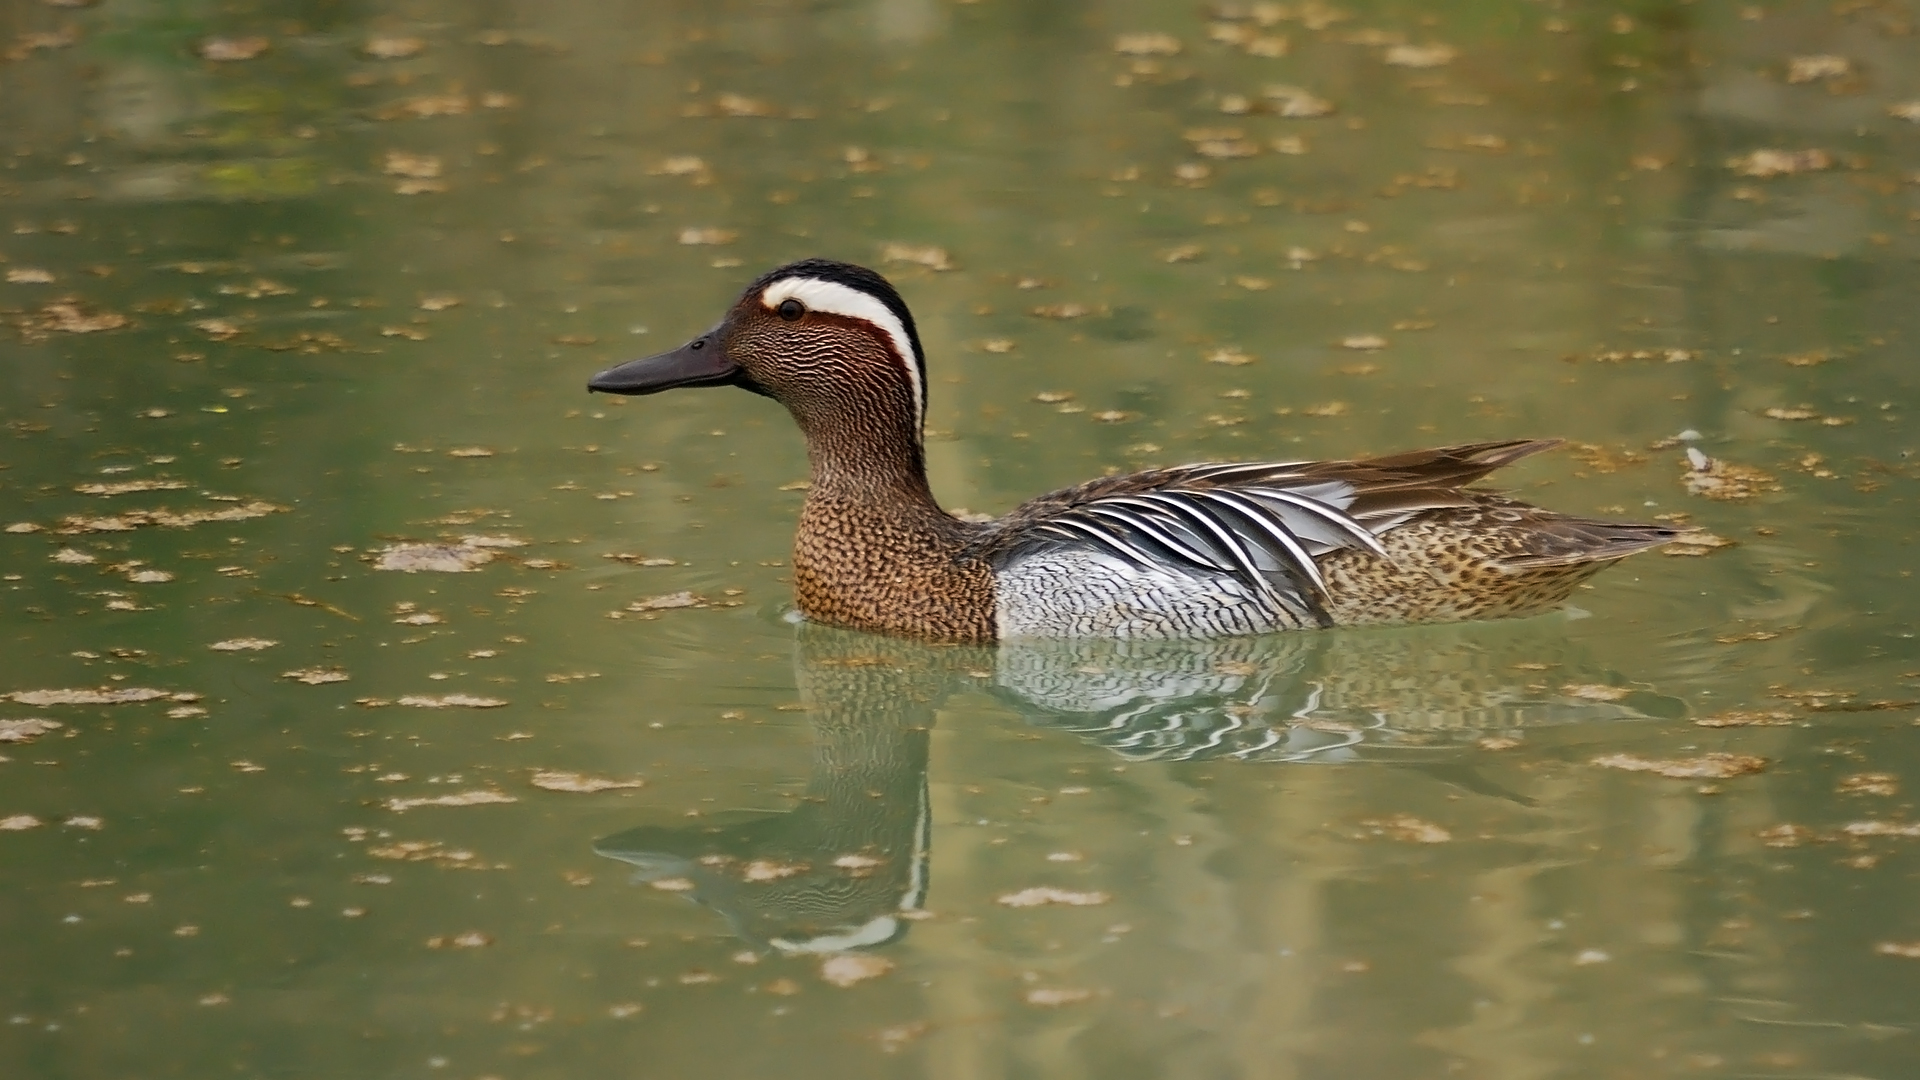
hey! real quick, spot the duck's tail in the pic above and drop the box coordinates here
[1499,516,1683,569]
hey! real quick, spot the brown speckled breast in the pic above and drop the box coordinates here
[792,493,997,643]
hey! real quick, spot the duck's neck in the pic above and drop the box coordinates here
[788,416,995,642]
[799,419,942,513]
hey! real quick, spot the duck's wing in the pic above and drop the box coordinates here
[964,440,1562,627]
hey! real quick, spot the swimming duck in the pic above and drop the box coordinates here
[588,258,1676,643]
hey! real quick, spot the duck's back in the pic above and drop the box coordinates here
[972,440,1676,640]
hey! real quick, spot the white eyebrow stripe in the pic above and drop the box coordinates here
[760,276,923,438]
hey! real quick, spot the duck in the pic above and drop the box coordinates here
[588,258,1678,644]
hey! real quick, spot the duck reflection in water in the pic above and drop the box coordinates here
[595,626,963,956]
[996,619,1681,764]
[597,619,1680,951]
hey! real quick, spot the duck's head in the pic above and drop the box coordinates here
[588,258,928,449]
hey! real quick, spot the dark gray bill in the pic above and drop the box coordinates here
[587,334,736,395]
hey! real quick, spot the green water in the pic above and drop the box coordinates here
[3,1,1918,1077]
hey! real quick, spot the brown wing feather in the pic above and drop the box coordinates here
[965,440,1566,562]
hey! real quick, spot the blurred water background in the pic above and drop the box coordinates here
[2,0,1918,1077]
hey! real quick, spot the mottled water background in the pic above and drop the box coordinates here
[2,1,1918,1077]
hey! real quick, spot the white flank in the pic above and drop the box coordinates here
[760,277,923,436]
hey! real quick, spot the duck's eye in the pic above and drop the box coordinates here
[776,298,805,322]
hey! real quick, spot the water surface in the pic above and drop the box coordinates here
[3,1,1918,1077]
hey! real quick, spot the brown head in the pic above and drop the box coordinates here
[589,260,992,640]
[587,259,931,489]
